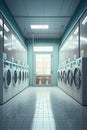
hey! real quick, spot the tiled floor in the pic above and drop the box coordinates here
[0,87,87,130]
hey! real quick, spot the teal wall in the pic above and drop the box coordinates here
[61,0,87,46]
[26,38,60,86]
[0,0,25,44]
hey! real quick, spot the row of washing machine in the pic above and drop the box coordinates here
[0,54,29,104]
[58,57,87,105]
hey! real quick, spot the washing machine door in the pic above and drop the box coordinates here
[19,71,21,84]
[63,70,67,84]
[13,70,17,86]
[27,71,29,79]
[67,70,73,86]
[22,71,24,81]
[60,71,62,81]
[5,69,11,88]
[74,68,81,89]
[25,72,26,81]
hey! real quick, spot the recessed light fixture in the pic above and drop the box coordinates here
[30,25,49,29]
[82,16,87,25]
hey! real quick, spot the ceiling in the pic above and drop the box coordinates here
[4,0,81,39]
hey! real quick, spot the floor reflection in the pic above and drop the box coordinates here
[0,87,87,130]
[31,88,56,130]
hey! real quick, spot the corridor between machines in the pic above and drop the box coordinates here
[0,87,87,130]
[1,0,87,130]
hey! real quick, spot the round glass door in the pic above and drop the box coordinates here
[74,68,81,89]
[67,70,73,86]
[14,70,17,84]
[7,69,11,87]
[63,71,67,84]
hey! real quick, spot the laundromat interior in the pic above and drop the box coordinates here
[1,0,87,129]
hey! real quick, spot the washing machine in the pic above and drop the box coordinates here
[3,60,13,103]
[58,65,63,88]
[63,65,67,85]
[16,64,20,93]
[67,62,73,95]
[0,54,3,104]
[12,63,18,95]
[72,57,82,104]
[24,68,26,86]
[18,64,23,92]
[18,65,22,90]
[62,65,65,87]
[26,66,29,87]
[57,68,61,86]
[57,66,61,87]
[21,66,25,89]
[72,57,87,105]
[23,66,26,89]
[25,66,28,87]
[62,64,68,91]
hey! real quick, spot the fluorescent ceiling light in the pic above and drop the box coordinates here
[82,16,87,25]
[30,25,49,29]
[4,24,9,32]
[74,27,78,35]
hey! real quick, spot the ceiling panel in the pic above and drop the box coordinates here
[15,17,70,38]
[4,0,81,38]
